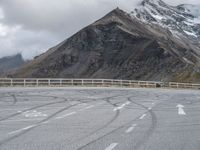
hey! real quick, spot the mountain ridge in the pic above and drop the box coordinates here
[10,1,200,82]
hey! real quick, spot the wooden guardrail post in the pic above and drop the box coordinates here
[36,79,39,86]
[60,79,62,86]
[24,79,26,87]
[71,79,73,86]
[48,79,50,86]
[11,79,13,87]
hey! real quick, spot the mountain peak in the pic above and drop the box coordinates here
[141,0,163,5]
[93,7,129,26]
[11,1,200,82]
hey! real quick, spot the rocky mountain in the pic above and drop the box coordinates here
[12,0,200,82]
[0,54,26,77]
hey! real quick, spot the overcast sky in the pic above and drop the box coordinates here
[0,0,200,60]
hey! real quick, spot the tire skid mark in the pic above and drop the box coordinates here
[0,94,125,146]
[0,102,84,146]
[76,95,132,150]
[77,95,157,150]
[0,95,69,122]
[0,100,67,122]
[128,97,157,150]
[70,96,122,148]
[11,94,17,105]
[2,95,116,146]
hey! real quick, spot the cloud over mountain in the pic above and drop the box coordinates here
[0,0,200,59]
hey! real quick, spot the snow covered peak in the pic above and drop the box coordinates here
[140,0,165,6]
[131,0,200,40]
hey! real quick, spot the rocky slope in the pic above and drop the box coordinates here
[12,0,200,82]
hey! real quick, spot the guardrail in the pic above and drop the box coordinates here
[169,82,200,89]
[0,78,163,88]
[0,78,199,89]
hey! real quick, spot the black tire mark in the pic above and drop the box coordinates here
[0,95,124,146]
[76,95,134,150]
[77,95,157,150]
[0,93,123,123]
[0,95,68,122]
[0,90,134,148]
[0,102,84,146]
[128,97,157,150]
[11,94,17,105]
[1,95,116,146]
[68,96,122,147]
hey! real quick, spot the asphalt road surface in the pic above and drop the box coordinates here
[0,87,200,150]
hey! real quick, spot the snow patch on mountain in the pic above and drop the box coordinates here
[131,0,200,40]
[178,4,200,24]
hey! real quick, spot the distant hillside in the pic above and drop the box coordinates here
[0,54,26,77]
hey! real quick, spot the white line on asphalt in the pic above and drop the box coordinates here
[176,104,186,115]
[79,105,95,111]
[105,143,118,150]
[8,125,36,135]
[85,105,95,109]
[148,107,152,110]
[125,101,131,105]
[139,114,146,120]
[125,124,137,133]
[113,101,131,111]
[79,102,104,112]
[55,112,76,119]
[41,121,49,124]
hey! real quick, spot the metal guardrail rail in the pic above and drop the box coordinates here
[0,78,199,89]
[169,82,200,89]
[0,78,163,88]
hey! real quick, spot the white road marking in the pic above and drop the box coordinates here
[125,101,131,105]
[79,102,104,112]
[22,110,47,118]
[56,112,76,119]
[148,107,152,110]
[139,114,146,119]
[113,101,131,111]
[8,125,36,135]
[176,104,186,115]
[105,143,118,150]
[125,124,137,133]
[80,105,95,111]
[41,121,49,124]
